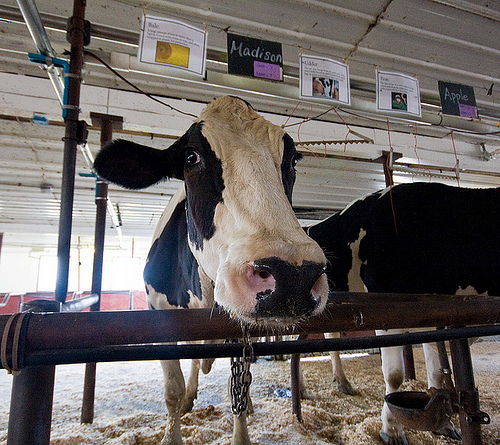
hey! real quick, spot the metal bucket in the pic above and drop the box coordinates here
[385,389,454,432]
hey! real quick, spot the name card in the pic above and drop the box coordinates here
[227,33,283,81]
[438,81,478,118]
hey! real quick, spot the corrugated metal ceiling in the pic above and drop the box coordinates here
[0,0,499,245]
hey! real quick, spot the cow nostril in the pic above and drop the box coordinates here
[246,262,277,296]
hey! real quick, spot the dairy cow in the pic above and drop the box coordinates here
[308,182,500,445]
[93,96,329,445]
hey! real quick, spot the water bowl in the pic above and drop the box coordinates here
[385,389,454,432]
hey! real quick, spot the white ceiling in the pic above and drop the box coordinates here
[0,0,499,247]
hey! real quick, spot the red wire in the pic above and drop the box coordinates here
[332,108,352,152]
[386,118,398,235]
[297,105,323,159]
[282,101,301,128]
[450,130,461,187]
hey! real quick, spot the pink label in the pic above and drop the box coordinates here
[459,103,478,118]
[254,61,282,81]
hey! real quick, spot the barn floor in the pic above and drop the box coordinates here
[0,340,499,445]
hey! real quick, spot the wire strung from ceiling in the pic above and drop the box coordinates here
[450,130,461,187]
[281,105,338,128]
[83,51,499,138]
[83,50,198,119]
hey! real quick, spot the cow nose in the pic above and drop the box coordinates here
[251,257,327,319]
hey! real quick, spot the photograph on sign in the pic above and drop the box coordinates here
[376,70,421,117]
[227,33,283,81]
[138,15,207,76]
[438,81,478,119]
[299,55,350,105]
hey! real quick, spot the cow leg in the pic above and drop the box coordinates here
[422,343,461,440]
[228,374,252,445]
[231,412,251,445]
[325,333,356,395]
[423,343,444,389]
[376,329,408,445]
[330,350,356,395]
[231,386,252,445]
[180,359,200,416]
[160,359,186,445]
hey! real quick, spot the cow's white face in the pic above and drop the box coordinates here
[94,96,329,326]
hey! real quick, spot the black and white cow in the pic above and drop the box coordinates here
[93,96,329,445]
[308,182,500,445]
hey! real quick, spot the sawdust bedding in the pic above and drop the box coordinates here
[0,341,499,444]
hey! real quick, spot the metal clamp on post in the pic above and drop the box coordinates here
[28,53,70,118]
[229,326,253,417]
[466,411,491,425]
[66,16,91,46]
[0,312,31,374]
[459,389,491,425]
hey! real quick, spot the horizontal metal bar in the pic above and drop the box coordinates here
[22,325,500,367]
[2,292,500,371]
[1,293,499,352]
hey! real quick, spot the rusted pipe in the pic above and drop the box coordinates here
[449,338,487,445]
[54,0,86,304]
[291,334,306,422]
[8,0,87,442]
[81,113,123,424]
[1,294,500,355]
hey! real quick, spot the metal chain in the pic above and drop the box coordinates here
[230,326,253,417]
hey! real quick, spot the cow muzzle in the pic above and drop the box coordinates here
[247,257,327,321]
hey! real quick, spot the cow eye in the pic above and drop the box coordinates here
[291,154,301,168]
[185,150,201,167]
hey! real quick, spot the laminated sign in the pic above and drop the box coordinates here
[438,81,478,118]
[376,70,421,117]
[227,33,283,81]
[299,55,350,105]
[138,15,207,76]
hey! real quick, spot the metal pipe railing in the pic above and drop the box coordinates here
[2,293,500,371]
[20,324,500,368]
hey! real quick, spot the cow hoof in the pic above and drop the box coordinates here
[337,380,357,396]
[433,421,462,441]
[180,399,195,416]
[161,432,183,445]
[379,431,409,445]
[247,396,254,415]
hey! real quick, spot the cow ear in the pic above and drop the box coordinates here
[93,139,182,189]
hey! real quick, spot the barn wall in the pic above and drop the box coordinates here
[0,233,149,293]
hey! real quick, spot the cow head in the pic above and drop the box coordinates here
[93,96,328,325]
